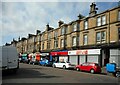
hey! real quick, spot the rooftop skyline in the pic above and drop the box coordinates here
[1,1,119,46]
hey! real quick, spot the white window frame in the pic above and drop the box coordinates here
[101,31,106,43]
[48,33,51,40]
[61,27,65,35]
[96,32,101,43]
[72,37,77,46]
[118,28,120,40]
[97,17,101,26]
[84,20,88,30]
[83,35,88,45]
[61,39,64,47]
[118,11,120,21]
[96,31,106,44]
[102,15,106,25]
[73,23,77,31]
[54,31,58,37]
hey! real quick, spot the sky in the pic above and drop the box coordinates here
[1,1,119,46]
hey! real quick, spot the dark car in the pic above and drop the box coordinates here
[76,62,101,74]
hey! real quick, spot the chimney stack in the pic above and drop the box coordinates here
[58,20,64,27]
[36,30,41,35]
[89,2,98,16]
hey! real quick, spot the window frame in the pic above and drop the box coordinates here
[73,23,77,32]
[101,15,106,25]
[97,17,101,26]
[72,36,77,46]
[61,39,64,48]
[118,11,120,21]
[83,34,88,45]
[96,32,101,43]
[101,31,106,43]
[96,31,106,44]
[61,27,65,35]
[84,20,88,30]
[118,28,120,40]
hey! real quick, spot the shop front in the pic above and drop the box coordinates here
[50,51,68,62]
[68,50,78,65]
[68,49,101,65]
[40,52,49,60]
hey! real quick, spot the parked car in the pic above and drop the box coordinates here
[39,59,53,66]
[75,62,101,74]
[52,61,75,69]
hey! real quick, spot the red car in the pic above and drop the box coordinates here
[76,62,101,74]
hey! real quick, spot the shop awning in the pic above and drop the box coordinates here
[51,51,68,56]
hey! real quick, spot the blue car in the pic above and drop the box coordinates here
[39,59,53,66]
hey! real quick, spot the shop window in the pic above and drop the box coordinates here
[72,36,77,46]
[83,35,88,45]
[84,20,88,30]
[97,17,101,26]
[102,15,106,25]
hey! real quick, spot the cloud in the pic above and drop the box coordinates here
[1,2,117,45]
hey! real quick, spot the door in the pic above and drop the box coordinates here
[81,63,88,71]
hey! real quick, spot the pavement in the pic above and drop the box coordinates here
[101,66,116,77]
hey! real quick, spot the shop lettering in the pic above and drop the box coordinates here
[76,50,88,55]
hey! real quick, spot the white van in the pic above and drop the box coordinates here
[0,46,19,73]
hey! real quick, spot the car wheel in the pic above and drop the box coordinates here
[116,71,120,77]
[90,69,95,74]
[53,64,56,68]
[44,63,47,66]
[76,68,80,71]
[63,65,66,69]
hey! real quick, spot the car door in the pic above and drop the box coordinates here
[60,62,65,68]
[81,63,87,71]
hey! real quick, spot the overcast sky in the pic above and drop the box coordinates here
[1,1,119,46]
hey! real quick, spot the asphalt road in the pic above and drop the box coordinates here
[2,63,119,84]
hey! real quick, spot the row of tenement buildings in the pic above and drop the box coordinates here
[5,3,120,66]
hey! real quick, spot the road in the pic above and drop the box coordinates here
[2,63,119,84]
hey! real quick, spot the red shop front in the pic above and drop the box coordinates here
[50,51,68,62]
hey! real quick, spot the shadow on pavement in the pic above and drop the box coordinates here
[2,67,61,80]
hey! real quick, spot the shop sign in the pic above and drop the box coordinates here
[76,50,88,55]
[87,49,100,55]
[58,51,68,55]
[68,51,77,55]
[68,49,100,55]
[40,53,49,56]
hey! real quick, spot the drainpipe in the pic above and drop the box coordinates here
[108,10,110,46]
